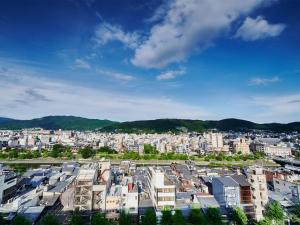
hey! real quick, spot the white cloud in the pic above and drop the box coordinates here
[131,0,274,69]
[94,22,140,49]
[74,59,91,69]
[0,66,207,121]
[249,76,280,86]
[96,69,135,81]
[251,93,300,122]
[235,16,285,41]
[156,67,186,80]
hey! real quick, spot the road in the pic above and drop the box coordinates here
[0,158,279,167]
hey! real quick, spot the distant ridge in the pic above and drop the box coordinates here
[0,116,117,130]
[0,116,299,132]
[100,118,300,133]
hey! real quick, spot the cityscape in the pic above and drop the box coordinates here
[1,0,300,225]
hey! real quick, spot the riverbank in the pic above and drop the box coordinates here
[0,158,279,167]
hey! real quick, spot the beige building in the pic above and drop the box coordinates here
[232,138,250,154]
[247,166,268,221]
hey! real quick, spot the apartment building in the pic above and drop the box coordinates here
[0,167,18,203]
[273,177,300,203]
[231,138,250,154]
[212,176,241,208]
[231,174,254,217]
[247,166,268,221]
[146,167,176,210]
[74,162,109,211]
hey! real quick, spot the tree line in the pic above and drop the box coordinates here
[1,201,300,225]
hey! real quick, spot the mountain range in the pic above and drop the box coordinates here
[0,116,299,133]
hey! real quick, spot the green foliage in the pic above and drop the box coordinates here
[98,146,117,154]
[79,147,96,159]
[265,201,284,224]
[51,144,71,158]
[161,210,173,225]
[40,214,59,225]
[232,207,248,225]
[291,202,300,225]
[204,207,223,225]
[255,218,272,225]
[11,215,31,225]
[188,208,205,225]
[0,214,7,225]
[119,211,131,225]
[141,209,157,225]
[91,212,108,225]
[68,214,84,225]
[0,116,116,130]
[173,210,186,225]
[144,144,159,154]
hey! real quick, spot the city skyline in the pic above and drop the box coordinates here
[0,0,300,123]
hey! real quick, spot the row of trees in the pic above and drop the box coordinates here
[0,143,265,162]
[2,201,299,225]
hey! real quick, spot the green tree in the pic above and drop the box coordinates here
[188,208,205,225]
[68,214,83,225]
[41,214,59,225]
[11,215,31,225]
[119,211,131,225]
[172,209,186,225]
[161,210,173,225]
[265,201,284,224]
[204,207,223,225]
[291,202,300,225]
[0,214,7,225]
[141,209,157,225]
[255,218,271,225]
[79,147,95,159]
[51,144,67,158]
[232,207,248,225]
[91,212,108,225]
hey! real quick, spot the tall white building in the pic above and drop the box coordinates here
[247,166,268,221]
[146,167,176,210]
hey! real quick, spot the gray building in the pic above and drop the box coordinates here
[212,177,240,208]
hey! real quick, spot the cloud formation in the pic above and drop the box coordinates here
[131,0,274,69]
[94,22,140,49]
[249,76,280,86]
[0,66,207,121]
[96,69,135,81]
[235,16,285,41]
[74,59,91,69]
[156,67,186,80]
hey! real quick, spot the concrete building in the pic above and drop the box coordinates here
[273,177,300,203]
[212,177,241,208]
[231,138,250,154]
[0,166,18,203]
[146,167,176,210]
[247,166,268,221]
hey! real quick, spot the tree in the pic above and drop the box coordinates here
[91,212,108,225]
[173,209,186,225]
[79,147,95,159]
[0,214,7,225]
[161,210,173,225]
[141,209,157,225]
[68,214,83,225]
[41,214,59,225]
[265,201,284,224]
[12,215,31,225]
[291,202,300,225]
[188,208,205,225]
[232,207,248,225]
[204,207,223,225]
[119,211,131,225]
[255,218,271,225]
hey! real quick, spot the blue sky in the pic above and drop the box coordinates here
[0,0,299,122]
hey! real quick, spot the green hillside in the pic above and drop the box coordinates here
[0,116,116,130]
[0,116,299,132]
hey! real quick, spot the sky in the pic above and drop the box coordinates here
[0,0,299,123]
